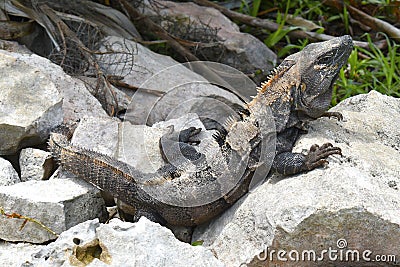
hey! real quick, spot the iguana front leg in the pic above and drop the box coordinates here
[273,143,341,175]
[159,126,204,164]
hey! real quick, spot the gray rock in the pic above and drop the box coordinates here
[0,178,107,243]
[0,240,43,266]
[141,0,276,83]
[71,116,119,156]
[20,148,54,182]
[0,50,107,125]
[98,37,252,126]
[0,40,32,54]
[0,50,63,155]
[145,79,248,126]
[117,122,165,174]
[96,218,224,267]
[26,219,101,267]
[193,91,400,266]
[25,217,224,267]
[0,157,19,186]
[118,113,211,174]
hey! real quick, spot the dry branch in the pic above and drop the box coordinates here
[324,0,400,40]
[118,0,199,62]
[192,0,387,49]
[118,0,243,95]
[0,207,58,237]
[41,4,119,116]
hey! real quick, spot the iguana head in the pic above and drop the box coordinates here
[294,35,353,120]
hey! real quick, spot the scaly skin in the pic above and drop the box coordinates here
[228,35,352,175]
[49,36,353,234]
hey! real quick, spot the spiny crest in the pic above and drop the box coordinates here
[212,131,225,146]
[201,138,220,158]
[255,65,287,95]
[223,115,237,131]
[48,133,70,160]
[211,114,238,146]
[202,141,212,155]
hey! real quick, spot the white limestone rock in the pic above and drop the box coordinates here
[0,240,43,266]
[0,50,63,155]
[0,178,107,243]
[20,148,53,182]
[0,157,19,186]
[193,91,400,266]
[24,218,224,267]
[0,50,107,125]
[71,116,120,157]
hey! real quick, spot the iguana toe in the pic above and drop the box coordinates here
[179,127,202,145]
[321,111,343,121]
[304,143,341,171]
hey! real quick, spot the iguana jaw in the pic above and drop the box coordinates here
[294,35,353,120]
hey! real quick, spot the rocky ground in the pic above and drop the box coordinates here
[0,1,399,266]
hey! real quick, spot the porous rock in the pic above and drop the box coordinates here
[0,157,19,186]
[0,240,43,266]
[0,178,107,243]
[0,39,32,54]
[24,217,224,267]
[0,50,63,155]
[0,50,107,126]
[193,91,400,266]
[20,148,54,182]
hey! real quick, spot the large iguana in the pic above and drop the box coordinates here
[49,35,353,240]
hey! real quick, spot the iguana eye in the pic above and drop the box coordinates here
[318,56,331,65]
[318,52,334,65]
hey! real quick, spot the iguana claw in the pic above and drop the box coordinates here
[179,127,202,145]
[321,112,343,121]
[304,143,341,171]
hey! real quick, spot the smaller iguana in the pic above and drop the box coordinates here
[49,35,353,241]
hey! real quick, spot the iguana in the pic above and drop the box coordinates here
[49,35,353,240]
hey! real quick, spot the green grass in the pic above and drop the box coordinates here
[333,34,400,104]
[238,0,400,104]
[238,0,262,17]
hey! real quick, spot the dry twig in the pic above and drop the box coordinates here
[118,0,200,62]
[324,0,400,40]
[0,207,58,237]
[41,4,119,116]
[192,0,387,49]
